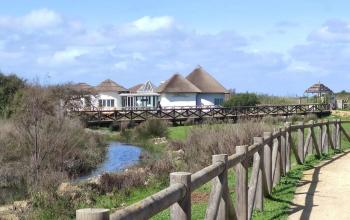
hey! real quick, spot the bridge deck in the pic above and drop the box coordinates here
[289,150,350,220]
[74,104,331,124]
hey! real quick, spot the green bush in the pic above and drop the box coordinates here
[134,119,169,140]
[223,92,260,107]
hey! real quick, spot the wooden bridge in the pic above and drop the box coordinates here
[76,119,350,220]
[74,104,330,124]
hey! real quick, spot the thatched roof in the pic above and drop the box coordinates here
[95,79,128,93]
[305,83,333,94]
[129,84,143,93]
[72,82,93,91]
[186,66,228,93]
[157,74,201,93]
[129,81,157,93]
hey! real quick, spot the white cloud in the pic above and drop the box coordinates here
[0,8,63,31]
[131,16,175,32]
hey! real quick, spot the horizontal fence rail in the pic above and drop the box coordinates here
[73,104,330,124]
[77,119,350,220]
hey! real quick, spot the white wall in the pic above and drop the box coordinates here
[93,92,122,110]
[160,93,197,107]
[198,93,225,106]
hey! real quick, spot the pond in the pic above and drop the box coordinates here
[79,141,142,180]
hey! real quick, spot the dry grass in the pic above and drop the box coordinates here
[169,119,274,171]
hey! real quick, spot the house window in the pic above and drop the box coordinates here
[99,100,102,107]
[214,98,224,106]
[99,99,115,107]
[111,99,115,107]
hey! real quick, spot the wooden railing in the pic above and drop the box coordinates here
[74,104,330,123]
[76,119,350,220]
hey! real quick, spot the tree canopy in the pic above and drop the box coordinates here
[0,73,25,118]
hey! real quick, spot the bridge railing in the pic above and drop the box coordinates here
[76,119,350,220]
[75,104,331,123]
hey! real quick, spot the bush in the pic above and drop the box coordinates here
[120,119,169,142]
[223,92,260,107]
[170,120,273,171]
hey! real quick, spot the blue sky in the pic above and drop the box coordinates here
[1,0,350,95]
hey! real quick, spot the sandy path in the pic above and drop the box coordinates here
[288,151,350,220]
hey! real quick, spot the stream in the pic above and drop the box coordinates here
[79,141,142,180]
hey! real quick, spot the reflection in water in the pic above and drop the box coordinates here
[79,141,142,180]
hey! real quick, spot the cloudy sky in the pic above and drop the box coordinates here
[1,0,350,95]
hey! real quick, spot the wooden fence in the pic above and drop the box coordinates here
[75,104,330,124]
[76,119,349,220]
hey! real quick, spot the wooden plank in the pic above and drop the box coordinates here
[297,122,305,163]
[285,122,292,172]
[248,151,261,220]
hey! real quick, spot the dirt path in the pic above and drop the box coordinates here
[288,151,350,220]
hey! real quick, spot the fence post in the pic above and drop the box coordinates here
[263,132,272,196]
[323,120,329,154]
[272,129,281,187]
[253,137,264,211]
[235,145,248,220]
[170,172,192,220]
[285,122,292,172]
[318,122,323,153]
[297,122,305,163]
[280,129,287,176]
[76,208,110,220]
[333,120,338,150]
[336,119,341,150]
[212,154,229,220]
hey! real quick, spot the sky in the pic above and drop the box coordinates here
[1,0,350,95]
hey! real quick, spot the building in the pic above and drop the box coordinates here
[120,81,160,108]
[186,66,228,106]
[94,79,128,110]
[74,66,229,110]
[157,73,201,107]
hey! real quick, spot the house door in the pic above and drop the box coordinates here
[196,95,201,106]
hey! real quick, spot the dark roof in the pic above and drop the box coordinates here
[186,66,228,93]
[95,79,128,93]
[305,83,333,94]
[157,73,201,93]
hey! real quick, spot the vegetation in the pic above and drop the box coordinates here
[257,94,298,105]
[0,83,107,219]
[0,73,25,118]
[223,92,260,107]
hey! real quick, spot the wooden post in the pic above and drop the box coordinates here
[263,132,272,196]
[235,145,248,220]
[170,172,191,220]
[333,120,338,150]
[285,122,292,172]
[272,129,281,187]
[253,137,264,211]
[336,119,341,150]
[323,121,329,154]
[280,129,287,176]
[213,154,229,220]
[297,122,305,163]
[318,123,323,153]
[76,208,110,220]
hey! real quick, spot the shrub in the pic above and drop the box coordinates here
[170,120,273,171]
[120,119,169,142]
[223,92,260,107]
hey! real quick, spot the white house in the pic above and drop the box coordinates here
[157,73,201,107]
[94,79,128,110]
[186,66,229,106]
[120,81,160,108]
[72,66,229,110]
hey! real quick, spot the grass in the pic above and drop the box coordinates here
[33,117,350,219]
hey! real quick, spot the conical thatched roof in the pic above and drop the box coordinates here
[72,82,94,92]
[95,79,128,93]
[186,66,228,93]
[305,83,333,94]
[157,74,201,93]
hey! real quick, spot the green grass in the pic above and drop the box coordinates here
[168,126,192,140]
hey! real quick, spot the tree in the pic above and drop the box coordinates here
[223,92,260,107]
[0,73,25,118]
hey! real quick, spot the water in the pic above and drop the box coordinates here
[79,141,142,180]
